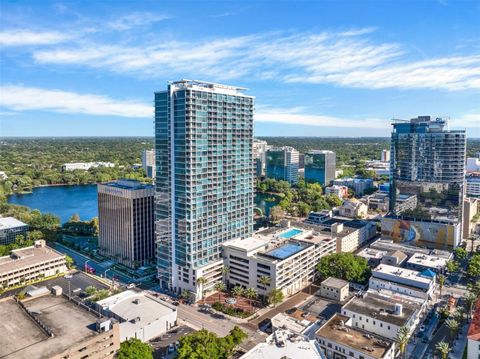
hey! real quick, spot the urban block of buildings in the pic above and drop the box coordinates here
[0,294,120,359]
[341,290,424,340]
[61,162,115,171]
[304,150,336,186]
[369,264,436,300]
[467,299,480,359]
[0,240,66,290]
[96,290,177,342]
[384,116,466,249]
[316,313,396,359]
[0,216,29,245]
[98,179,155,269]
[266,146,300,184]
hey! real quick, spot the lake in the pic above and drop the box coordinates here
[8,184,279,223]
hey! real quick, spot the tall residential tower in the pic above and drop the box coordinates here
[382,116,466,249]
[265,146,299,184]
[154,80,254,296]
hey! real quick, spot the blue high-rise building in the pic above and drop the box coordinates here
[265,146,299,184]
[154,80,254,296]
[304,150,336,186]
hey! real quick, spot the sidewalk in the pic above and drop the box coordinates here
[449,321,469,359]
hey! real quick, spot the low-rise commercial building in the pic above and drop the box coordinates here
[333,178,374,196]
[270,310,317,334]
[357,247,388,267]
[369,239,452,259]
[96,290,177,342]
[405,252,449,273]
[467,299,480,359]
[61,162,115,171]
[0,294,120,359]
[338,199,368,219]
[306,210,333,224]
[316,313,396,359]
[0,217,29,245]
[381,250,407,266]
[240,329,325,359]
[325,185,349,199]
[341,291,423,340]
[223,225,337,297]
[320,277,349,302]
[361,192,390,212]
[0,240,66,289]
[369,264,435,300]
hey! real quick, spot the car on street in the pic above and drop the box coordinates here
[168,344,175,353]
[172,301,180,306]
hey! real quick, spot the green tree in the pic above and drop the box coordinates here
[464,292,478,319]
[196,277,207,301]
[435,341,450,359]
[214,282,226,302]
[232,285,244,298]
[445,318,459,340]
[438,274,445,297]
[396,326,410,359]
[316,253,371,284]
[446,260,459,274]
[258,275,271,291]
[269,205,284,223]
[467,254,480,278]
[84,285,97,296]
[244,288,258,311]
[65,255,75,269]
[118,338,153,359]
[454,247,468,261]
[268,289,284,307]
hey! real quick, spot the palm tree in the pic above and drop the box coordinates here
[268,289,284,308]
[258,275,271,290]
[214,282,226,303]
[438,274,445,298]
[464,292,477,320]
[446,318,460,340]
[244,288,258,312]
[196,277,207,302]
[435,341,450,359]
[232,285,244,299]
[396,326,410,359]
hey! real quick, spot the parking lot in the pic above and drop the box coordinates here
[150,325,195,359]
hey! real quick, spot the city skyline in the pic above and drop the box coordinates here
[1,1,480,137]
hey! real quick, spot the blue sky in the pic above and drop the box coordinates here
[1,0,479,137]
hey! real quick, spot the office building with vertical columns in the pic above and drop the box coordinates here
[154,80,254,297]
[98,179,155,269]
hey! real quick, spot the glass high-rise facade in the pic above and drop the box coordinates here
[304,150,336,186]
[154,80,254,292]
[265,146,299,184]
[382,116,466,249]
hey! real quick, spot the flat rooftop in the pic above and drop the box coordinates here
[321,277,349,289]
[101,179,153,190]
[357,248,387,260]
[0,295,105,359]
[372,264,433,285]
[0,245,64,273]
[406,253,448,270]
[316,314,394,359]
[0,217,28,230]
[343,291,421,327]
[240,329,324,359]
[97,290,176,333]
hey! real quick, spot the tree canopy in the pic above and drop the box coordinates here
[117,338,153,359]
[316,253,371,284]
[175,326,246,359]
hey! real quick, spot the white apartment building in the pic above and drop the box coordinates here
[61,162,115,171]
[405,252,449,273]
[325,185,349,199]
[0,240,66,289]
[369,264,436,300]
[96,290,177,342]
[316,313,396,359]
[380,149,390,162]
[141,149,155,178]
[341,291,424,340]
[223,226,336,297]
[331,221,376,253]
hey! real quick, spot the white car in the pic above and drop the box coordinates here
[168,344,174,353]
[65,275,73,279]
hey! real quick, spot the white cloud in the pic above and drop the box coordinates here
[108,12,170,31]
[0,85,152,118]
[255,107,389,129]
[30,28,480,91]
[0,30,71,46]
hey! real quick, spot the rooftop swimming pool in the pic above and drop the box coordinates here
[278,228,302,239]
[265,242,306,260]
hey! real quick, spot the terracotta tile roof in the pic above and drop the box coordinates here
[468,298,480,341]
